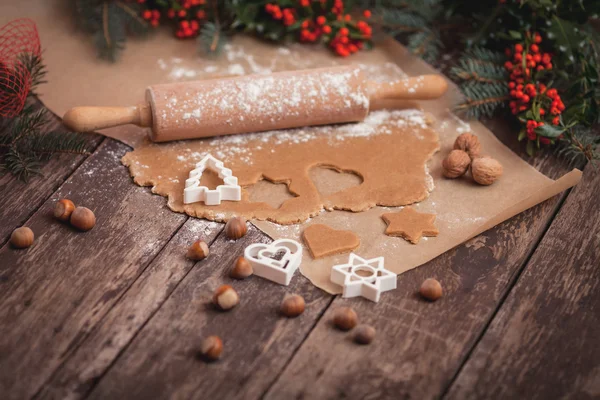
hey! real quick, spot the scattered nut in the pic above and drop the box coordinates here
[225,216,248,240]
[419,278,443,301]
[229,256,253,279]
[280,294,305,318]
[354,324,376,345]
[54,199,75,222]
[454,133,481,159]
[471,156,503,186]
[442,149,471,178]
[70,207,96,231]
[199,335,223,361]
[187,240,209,261]
[10,227,34,249]
[213,285,240,311]
[333,307,358,331]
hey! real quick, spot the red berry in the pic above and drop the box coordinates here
[531,44,539,53]
[323,25,331,34]
[317,16,326,25]
[339,27,349,36]
[142,10,152,19]
[552,116,560,125]
[515,44,523,53]
[363,10,372,18]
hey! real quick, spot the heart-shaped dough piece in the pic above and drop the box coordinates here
[302,224,360,259]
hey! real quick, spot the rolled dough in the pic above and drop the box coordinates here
[122,109,440,224]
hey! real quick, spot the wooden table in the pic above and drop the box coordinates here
[1,99,598,400]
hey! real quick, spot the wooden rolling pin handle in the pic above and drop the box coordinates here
[62,104,153,132]
[368,75,448,102]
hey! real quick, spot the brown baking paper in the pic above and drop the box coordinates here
[2,1,581,293]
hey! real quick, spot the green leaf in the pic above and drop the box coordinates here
[535,124,565,138]
[508,30,522,40]
[518,130,526,141]
[526,140,534,156]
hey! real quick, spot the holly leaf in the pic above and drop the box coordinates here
[535,124,565,138]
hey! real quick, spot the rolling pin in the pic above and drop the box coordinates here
[63,65,448,142]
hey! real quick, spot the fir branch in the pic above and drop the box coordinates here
[199,22,226,55]
[464,47,506,65]
[19,53,47,95]
[0,147,42,182]
[454,81,510,119]
[23,130,91,159]
[451,58,507,83]
[558,127,599,166]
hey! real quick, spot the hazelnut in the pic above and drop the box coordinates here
[213,285,239,311]
[442,149,471,178]
[354,324,376,345]
[280,294,305,318]
[229,256,253,279]
[225,217,248,240]
[419,278,443,301]
[199,335,223,361]
[333,307,358,331]
[454,133,481,159]
[187,240,209,261]
[10,227,34,249]
[54,199,75,222]
[70,207,96,231]
[471,156,503,186]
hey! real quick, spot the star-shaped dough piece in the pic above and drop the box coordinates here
[330,253,397,302]
[381,207,439,244]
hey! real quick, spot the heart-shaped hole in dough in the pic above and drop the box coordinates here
[309,164,363,198]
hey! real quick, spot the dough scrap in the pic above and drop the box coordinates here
[381,207,439,244]
[302,224,360,259]
[122,109,440,224]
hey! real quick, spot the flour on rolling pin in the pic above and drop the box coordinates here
[146,66,369,142]
[62,65,447,142]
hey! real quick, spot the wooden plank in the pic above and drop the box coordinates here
[0,139,187,400]
[0,101,103,243]
[36,218,223,399]
[86,225,332,400]
[445,165,600,400]
[263,146,579,397]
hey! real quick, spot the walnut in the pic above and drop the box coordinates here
[442,149,471,178]
[453,133,481,159]
[471,157,503,185]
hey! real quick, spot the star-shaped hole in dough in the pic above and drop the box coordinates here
[330,253,397,302]
[381,207,439,244]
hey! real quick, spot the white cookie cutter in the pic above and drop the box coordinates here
[183,154,241,206]
[330,253,396,302]
[244,239,303,286]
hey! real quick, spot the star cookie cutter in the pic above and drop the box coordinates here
[244,239,303,286]
[183,154,241,206]
[330,253,396,302]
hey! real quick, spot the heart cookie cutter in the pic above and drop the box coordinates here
[330,253,396,302]
[183,154,242,206]
[244,239,303,286]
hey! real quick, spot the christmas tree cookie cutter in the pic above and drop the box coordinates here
[183,154,241,206]
[244,239,303,286]
[330,253,397,302]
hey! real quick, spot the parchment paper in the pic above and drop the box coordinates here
[2,1,581,293]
